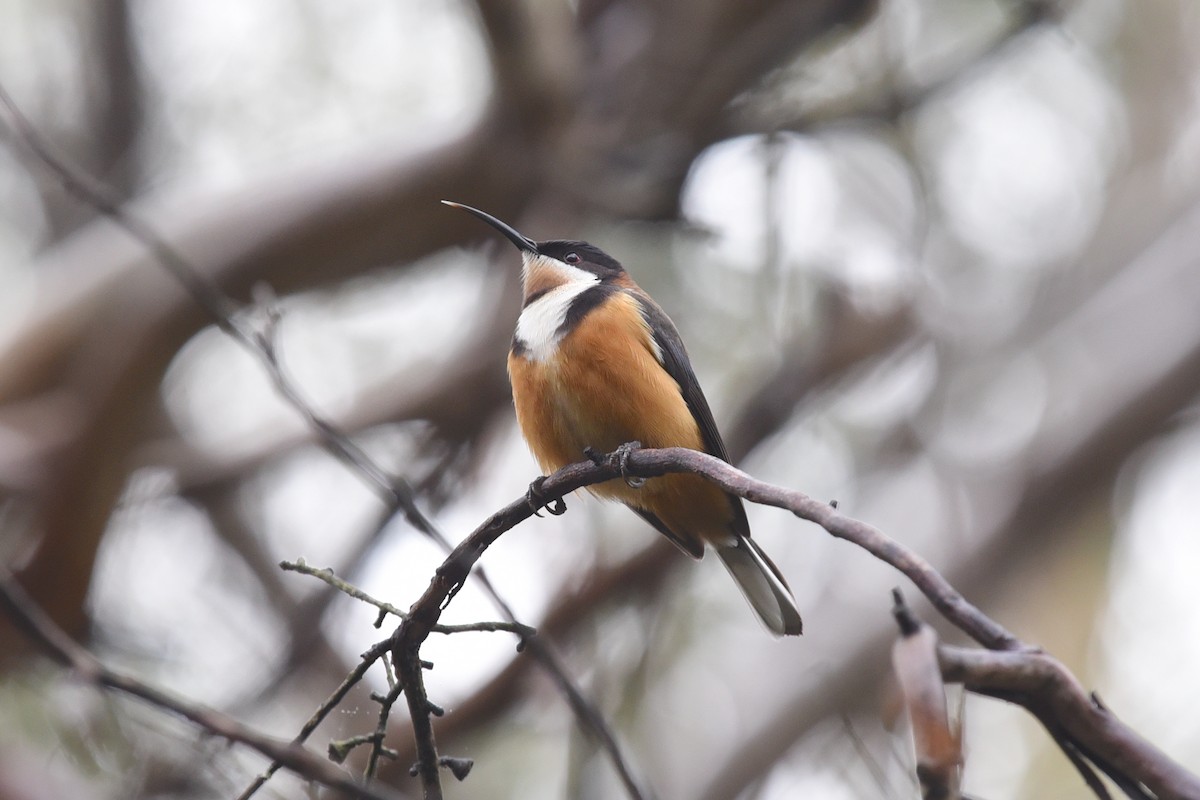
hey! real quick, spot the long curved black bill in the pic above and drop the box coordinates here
[442,200,538,254]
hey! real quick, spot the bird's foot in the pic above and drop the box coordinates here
[526,476,566,517]
[583,443,644,488]
[614,441,645,489]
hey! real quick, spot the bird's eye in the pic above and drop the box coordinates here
[564,252,580,264]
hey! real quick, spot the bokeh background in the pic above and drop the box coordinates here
[2,0,1199,798]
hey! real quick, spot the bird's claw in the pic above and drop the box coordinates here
[526,476,566,517]
[614,441,645,489]
[583,443,643,487]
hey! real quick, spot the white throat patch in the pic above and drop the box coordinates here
[515,253,599,362]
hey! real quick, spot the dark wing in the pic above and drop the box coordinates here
[632,508,706,559]
[630,289,751,538]
[631,290,730,460]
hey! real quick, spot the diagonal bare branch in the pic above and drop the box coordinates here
[0,567,405,800]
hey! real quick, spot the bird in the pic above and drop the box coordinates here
[444,200,803,636]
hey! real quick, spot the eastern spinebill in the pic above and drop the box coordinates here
[444,201,803,636]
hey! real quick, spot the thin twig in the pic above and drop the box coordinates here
[234,639,393,800]
[281,559,409,618]
[279,559,535,638]
[329,733,390,765]
[366,683,407,781]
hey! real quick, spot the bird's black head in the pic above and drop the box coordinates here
[442,201,626,283]
[534,240,625,282]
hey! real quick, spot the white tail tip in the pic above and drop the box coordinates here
[716,537,803,636]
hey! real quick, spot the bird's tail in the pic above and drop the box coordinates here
[716,536,803,636]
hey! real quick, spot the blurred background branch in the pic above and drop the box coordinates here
[0,568,402,800]
[2,0,1200,797]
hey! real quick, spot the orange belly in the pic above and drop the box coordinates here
[507,293,737,550]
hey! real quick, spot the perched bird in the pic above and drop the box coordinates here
[444,201,803,636]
